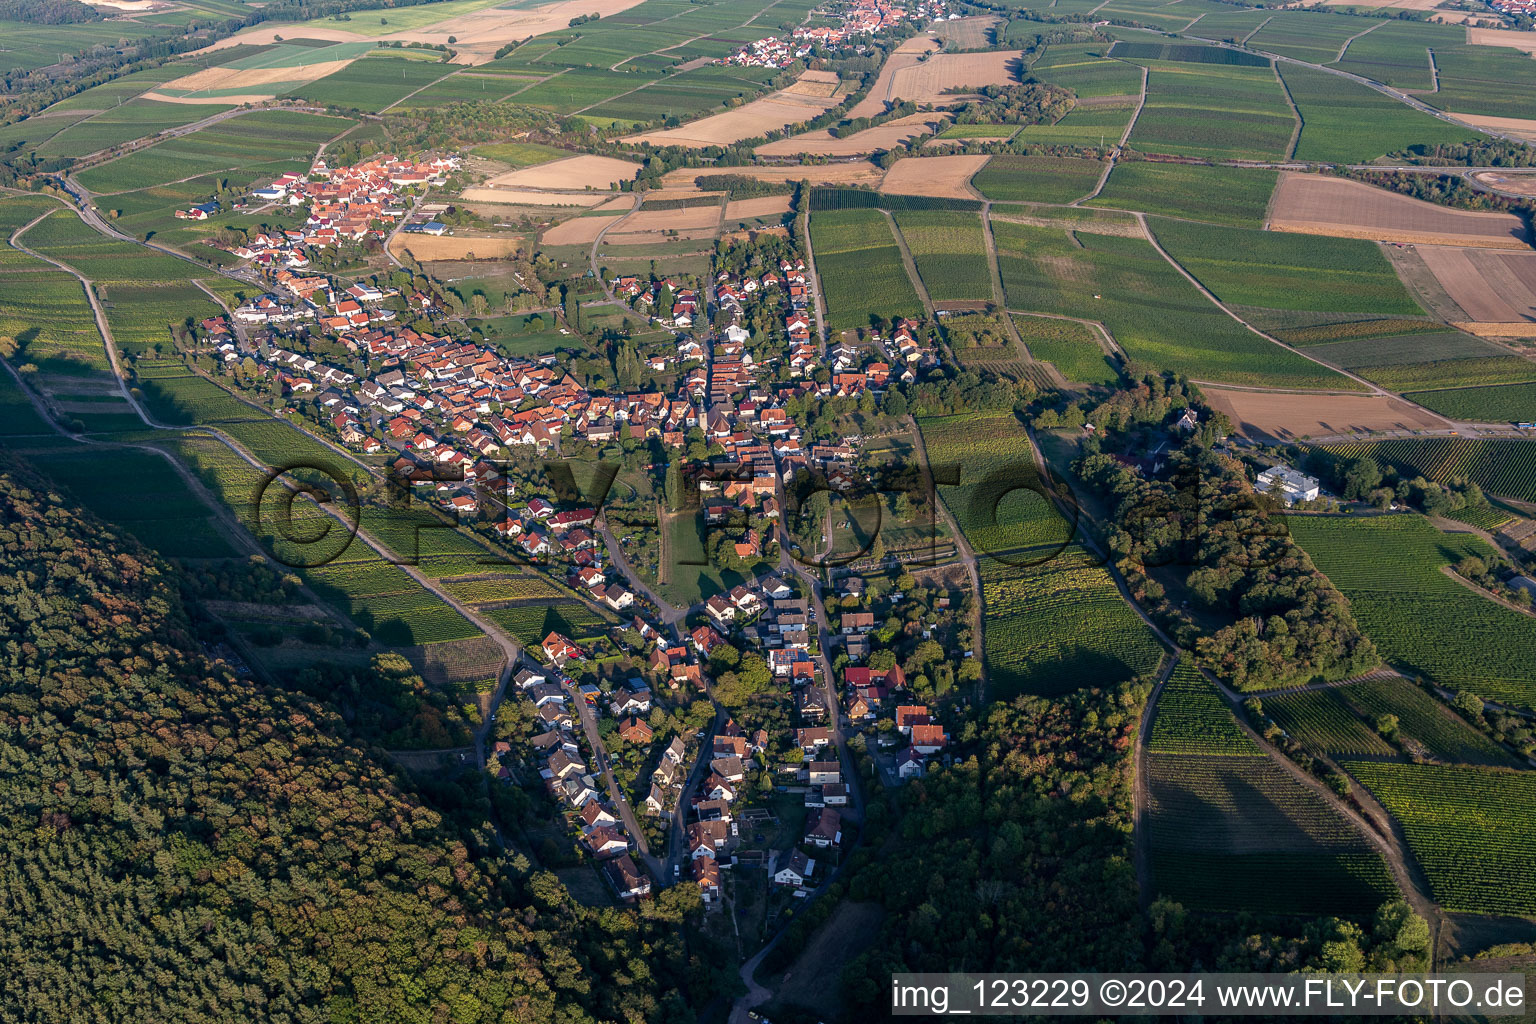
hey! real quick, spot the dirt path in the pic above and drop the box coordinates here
[1205,667,1443,945]
[799,207,830,343]
[907,414,989,701]
[1077,62,1146,205]
[1334,19,1385,63]
[1133,655,1180,912]
[1275,60,1302,163]
[879,209,936,320]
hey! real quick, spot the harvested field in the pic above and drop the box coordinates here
[146,59,358,103]
[592,195,634,211]
[845,34,943,119]
[724,195,793,220]
[1467,27,1536,54]
[1202,387,1449,440]
[1269,172,1529,249]
[1416,244,1536,323]
[605,228,716,245]
[783,70,842,97]
[1451,113,1536,143]
[879,154,988,199]
[660,162,884,189]
[390,234,525,261]
[755,112,947,157]
[459,187,610,206]
[192,27,366,54]
[930,15,1001,49]
[623,206,721,232]
[382,0,651,64]
[486,154,640,190]
[541,215,622,246]
[621,71,839,148]
[886,50,1024,105]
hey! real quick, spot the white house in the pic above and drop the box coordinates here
[773,849,815,887]
[1256,465,1320,505]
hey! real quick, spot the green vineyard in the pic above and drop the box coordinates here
[1148,659,1260,756]
[1346,762,1536,917]
[1288,515,1536,709]
[1317,438,1536,504]
[1147,752,1399,916]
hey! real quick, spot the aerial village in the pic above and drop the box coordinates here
[177,145,962,911]
[719,0,955,68]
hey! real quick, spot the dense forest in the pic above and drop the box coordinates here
[0,453,727,1023]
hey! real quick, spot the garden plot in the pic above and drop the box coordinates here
[1269,173,1528,249]
[622,70,840,148]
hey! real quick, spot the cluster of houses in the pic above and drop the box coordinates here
[215,155,457,271]
[718,0,953,66]
[497,644,660,902]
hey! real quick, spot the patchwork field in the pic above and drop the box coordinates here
[994,221,1355,388]
[1150,218,1424,315]
[1087,162,1277,227]
[622,71,840,148]
[75,110,354,193]
[1288,514,1536,709]
[1201,387,1448,440]
[754,112,947,157]
[1013,315,1119,386]
[1148,659,1260,756]
[980,553,1166,698]
[809,208,923,332]
[891,210,989,304]
[1265,675,1515,766]
[844,34,944,119]
[1347,762,1536,917]
[1413,245,1536,324]
[1269,173,1529,249]
[661,162,884,190]
[1318,437,1536,503]
[1125,59,1295,162]
[488,154,641,191]
[971,154,1104,204]
[1280,64,1487,163]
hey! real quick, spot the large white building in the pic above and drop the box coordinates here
[1257,465,1321,505]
